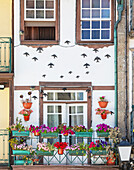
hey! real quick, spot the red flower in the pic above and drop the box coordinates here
[54,142,68,149]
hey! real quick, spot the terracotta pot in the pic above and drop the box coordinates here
[106,157,115,165]
[34,131,40,136]
[101,113,107,120]
[23,102,32,109]
[98,101,108,108]
[24,115,30,121]
[58,149,64,155]
[63,133,68,136]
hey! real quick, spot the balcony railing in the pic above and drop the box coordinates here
[0,37,11,73]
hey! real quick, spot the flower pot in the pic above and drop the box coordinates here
[36,150,54,156]
[75,132,92,138]
[12,130,29,137]
[24,115,30,121]
[58,149,64,155]
[97,132,110,137]
[23,102,32,109]
[106,157,116,165]
[101,113,107,120]
[69,150,86,156]
[12,150,30,155]
[14,160,32,165]
[91,150,107,155]
[34,131,40,136]
[63,132,68,136]
[98,101,108,108]
[41,132,58,138]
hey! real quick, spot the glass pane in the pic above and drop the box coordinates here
[101,9,110,18]
[55,106,62,113]
[36,0,44,9]
[82,0,90,8]
[36,10,44,18]
[26,0,34,8]
[69,115,83,126]
[47,114,62,127]
[55,93,75,100]
[26,10,34,18]
[69,106,76,114]
[47,92,53,100]
[92,10,100,18]
[46,11,54,18]
[101,21,110,28]
[102,0,110,8]
[92,30,100,39]
[92,21,100,29]
[92,0,100,8]
[77,106,83,113]
[82,10,90,18]
[47,106,54,113]
[46,0,54,9]
[82,30,90,39]
[101,30,110,39]
[82,21,90,29]
[77,92,83,100]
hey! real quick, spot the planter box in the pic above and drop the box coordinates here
[97,132,109,137]
[13,150,30,155]
[14,160,32,165]
[69,150,86,156]
[41,132,58,138]
[91,150,107,155]
[12,131,29,137]
[36,150,54,156]
[75,132,92,137]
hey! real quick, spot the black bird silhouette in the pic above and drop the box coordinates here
[76,76,80,78]
[43,93,48,97]
[48,63,54,68]
[32,57,38,61]
[36,47,43,53]
[93,48,99,53]
[32,96,38,100]
[105,54,111,58]
[64,40,71,45]
[42,74,46,78]
[86,89,90,93]
[60,75,64,78]
[81,53,87,58]
[94,56,101,63]
[110,111,114,115]
[83,63,90,68]
[62,88,67,91]
[51,54,58,59]
[69,71,72,74]
[86,71,89,74]
[23,52,30,57]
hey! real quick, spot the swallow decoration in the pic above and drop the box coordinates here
[64,40,71,45]
[93,48,99,53]
[69,71,72,74]
[81,53,87,58]
[86,71,89,74]
[42,74,46,78]
[62,88,67,91]
[23,52,30,57]
[32,96,38,100]
[51,54,58,59]
[86,89,90,93]
[76,76,80,78]
[94,56,101,63]
[36,47,43,53]
[43,93,48,97]
[105,54,111,58]
[83,63,90,68]
[48,63,54,68]
[60,75,64,78]
[32,57,38,61]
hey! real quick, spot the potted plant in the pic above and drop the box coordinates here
[73,125,93,137]
[36,142,55,156]
[7,117,29,136]
[96,108,110,120]
[98,96,108,108]
[66,142,87,156]
[20,91,32,109]
[58,124,75,136]
[96,123,111,137]
[19,109,33,122]
[29,125,40,136]
[54,142,68,155]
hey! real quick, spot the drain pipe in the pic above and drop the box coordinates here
[114,0,123,126]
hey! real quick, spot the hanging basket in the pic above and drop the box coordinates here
[24,115,30,121]
[36,150,54,156]
[69,150,86,156]
[75,132,92,137]
[12,150,30,155]
[101,113,107,120]
[58,149,64,155]
[97,132,110,137]
[12,130,29,137]
[98,101,108,108]
[23,102,32,109]
[41,132,58,138]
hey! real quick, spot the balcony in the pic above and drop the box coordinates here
[0,37,11,73]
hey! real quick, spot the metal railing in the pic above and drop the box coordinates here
[0,37,11,73]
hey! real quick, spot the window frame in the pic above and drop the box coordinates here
[76,0,114,44]
[20,0,59,46]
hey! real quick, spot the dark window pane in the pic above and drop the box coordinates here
[92,30,100,39]
[26,0,34,8]
[46,0,54,9]
[26,10,34,18]
[55,106,62,113]
[82,21,90,29]
[36,10,44,18]
[92,21,100,29]
[101,21,110,28]
[82,0,90,8]
[92,10,100,18]
[69,115,83,127]
[47,92,54,100]
[77,92,84,100]
[92,0,100,8]
[69,106,76,114]
[101,9,110,18]
[102,0,110,8]
[101,30,110,39]
[46,11,54,18]
[77,106,83,113]
[47,106,54,113]
[82,10,90,18]
[47,115,62,127]
[36,0,44,9]
[82,30,90,39]
[55,93,75,100]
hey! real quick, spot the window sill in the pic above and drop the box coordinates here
[21,40,59,46]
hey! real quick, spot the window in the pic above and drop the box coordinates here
[77,0,114,43]
[20,0,59,45]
